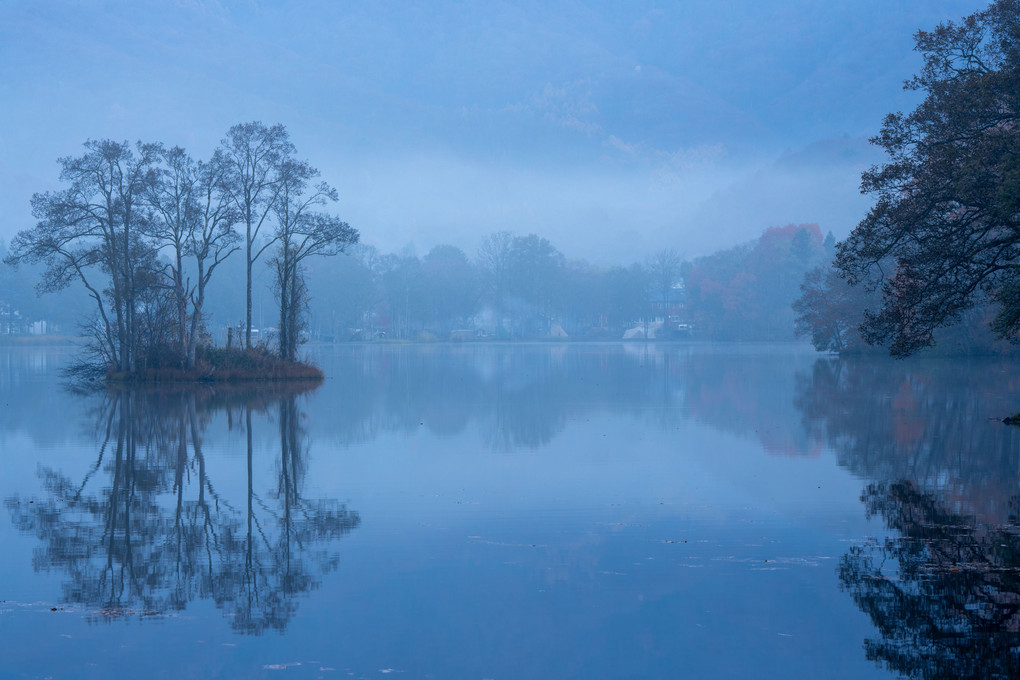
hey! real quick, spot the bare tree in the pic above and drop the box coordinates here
[272,206,358,360]
[271,159,334,358]
[187,155,240,366]
[146,148,241,369]
[217,122,294,350]
[146,145,199,366]
[5,140,160,371]
[476,231,514,336]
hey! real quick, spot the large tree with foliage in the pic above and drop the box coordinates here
[506,234,564,333]
[837,0,1020,356]
[421,245,478,334]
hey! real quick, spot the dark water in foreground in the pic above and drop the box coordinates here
[1,343,1019,679]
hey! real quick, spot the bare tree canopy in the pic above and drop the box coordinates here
[3,123,356,377]
[218,122,295,350]
[477,230,514,337]
[836,0,1020,356]
[5,140,160,371]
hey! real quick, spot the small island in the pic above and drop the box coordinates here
[4,122,356,384]
[104,345,324,384]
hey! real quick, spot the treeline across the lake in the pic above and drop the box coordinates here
[1,122,358,380]
[274,221,836,343]
[7,195,1020,357]
[2,113,1011,358]
[2,208,838,345]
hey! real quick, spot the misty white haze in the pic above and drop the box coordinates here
[0,0,987,262]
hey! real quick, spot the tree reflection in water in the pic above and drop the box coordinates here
[5,385,359,634]
[795,356,1020,678]
[840,482,1020,679]
[797,356,1020,519]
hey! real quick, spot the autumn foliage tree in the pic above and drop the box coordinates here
[686,224,826,340]
[793,263,881,352]
[837,0,1020,356]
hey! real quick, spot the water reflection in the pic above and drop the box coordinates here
[315,345,669,450]
[840,482,1020,679]
[5,344,826,455]
[312,344,822,455]
[5,385,359,634]
[8,345,1020,669]
[796,356,1020,518]
[796,356,1020,677]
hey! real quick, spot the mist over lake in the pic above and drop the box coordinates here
[4,1,1020,677]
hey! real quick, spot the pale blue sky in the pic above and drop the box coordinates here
[0,0,986,262]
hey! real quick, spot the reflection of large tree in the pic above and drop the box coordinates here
[841,481,1020,679]
[800,355,1020,675]
[5,386,359,634]
[797,356,1020,520]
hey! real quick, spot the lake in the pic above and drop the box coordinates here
[2,342,1019,679]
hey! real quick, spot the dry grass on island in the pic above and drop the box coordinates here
[105,346,323,384]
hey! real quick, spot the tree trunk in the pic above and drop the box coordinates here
[245,234,253,350]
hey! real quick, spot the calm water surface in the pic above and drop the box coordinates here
[1,343,1019,679]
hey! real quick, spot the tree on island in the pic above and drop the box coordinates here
[4,140,160,372]
[3,122,357,379]
[146,145,240,368]
[836,0,1020,356]
[269,158,358,360]
[217,122,295,351]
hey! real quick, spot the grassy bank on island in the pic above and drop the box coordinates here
[105,346,324,384]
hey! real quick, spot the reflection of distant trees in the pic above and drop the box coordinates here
[0,349,87,447]
[5,386,359,634]
[306,344,826,454]
[841,481,1020,679]
[9,345,828,457]
[796,357,1020,520]
[678,348,822,456]
[315,345,679,451]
